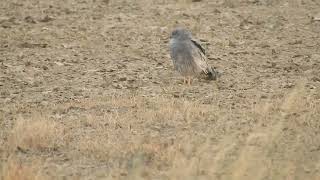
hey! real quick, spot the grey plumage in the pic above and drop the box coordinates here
[169,28,218,83]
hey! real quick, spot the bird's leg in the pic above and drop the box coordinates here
[183,77,187,84]
[188,77,191,85]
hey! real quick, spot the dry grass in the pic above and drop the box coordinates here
[8,115,64,152]
[1,88,319,179]
[1,157,48,180]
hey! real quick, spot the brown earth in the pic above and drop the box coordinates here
[0,0,320,179]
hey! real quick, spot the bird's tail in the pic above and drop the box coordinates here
[205,67,221,80]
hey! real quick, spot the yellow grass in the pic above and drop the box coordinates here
[8,115,64,152]
[1,157,48,180]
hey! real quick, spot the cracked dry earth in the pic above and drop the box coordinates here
[1,0,320,179]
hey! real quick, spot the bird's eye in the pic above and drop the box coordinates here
[171,32,176,38]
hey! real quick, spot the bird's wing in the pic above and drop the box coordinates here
[191,39,205,55]
[190,40,212,74]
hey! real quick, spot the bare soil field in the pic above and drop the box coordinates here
[1,0,320,179]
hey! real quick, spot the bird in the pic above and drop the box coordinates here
[169,27,219,85]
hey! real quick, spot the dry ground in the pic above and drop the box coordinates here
[1,0,320,179]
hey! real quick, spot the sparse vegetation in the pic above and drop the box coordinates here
[1,157,48,180]
[8,115,64,152]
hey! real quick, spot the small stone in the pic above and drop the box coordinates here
[39,15,54,22]
[112,83,123,89]
[24,16,36,24]
[102,0,110,4]
[260,95,268,99]
[312,13,320,21]
[228,40,237,47]
[173,93,180,98]
[311,77,320,82]
[54,61,64,66]
[106,69,115,72]
[25,61,32,66]
[283,83,294,89]
[119,77,127,81]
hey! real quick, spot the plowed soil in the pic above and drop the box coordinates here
[1,0,320,179]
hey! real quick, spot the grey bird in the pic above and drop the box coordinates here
[169,27,218,85]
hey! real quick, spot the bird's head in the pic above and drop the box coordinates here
[170,27,192,41]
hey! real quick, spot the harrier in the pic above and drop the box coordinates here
[169,27,218,85]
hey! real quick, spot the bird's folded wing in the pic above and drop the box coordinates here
[191,39,205,55]
[191,41,211,74]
